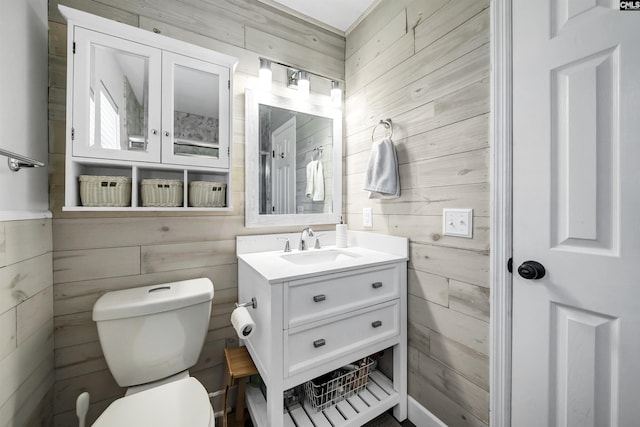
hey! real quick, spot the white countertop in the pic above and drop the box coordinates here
[236,231,409,283]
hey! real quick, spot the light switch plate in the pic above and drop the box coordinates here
[443,208,473,238]
[363,207,373,228]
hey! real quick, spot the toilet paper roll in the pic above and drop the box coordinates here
[231,306,256,339]
[336,224,348,248]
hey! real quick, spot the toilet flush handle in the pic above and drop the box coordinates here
[76,392,90,427]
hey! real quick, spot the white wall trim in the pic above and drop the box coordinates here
[0,211,52,222]
[489,0,513,426]
[407,396,447,427]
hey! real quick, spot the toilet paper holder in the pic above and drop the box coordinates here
[236,297,257,309]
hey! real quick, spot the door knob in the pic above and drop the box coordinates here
[517,260,546,280]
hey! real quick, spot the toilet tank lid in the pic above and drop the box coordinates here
[93,278,214,321]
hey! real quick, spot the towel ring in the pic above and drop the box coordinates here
[371,119,393,142]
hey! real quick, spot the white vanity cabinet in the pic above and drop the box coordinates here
[60,6,236,210]
[237,234,408,427]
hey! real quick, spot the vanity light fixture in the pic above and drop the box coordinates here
[261,58,340,104]
[258,58,272,91]
[286,68,301,89]
[330,81,341,107]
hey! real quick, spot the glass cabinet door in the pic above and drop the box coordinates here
[161,52,230,168]
[72,28,161,162]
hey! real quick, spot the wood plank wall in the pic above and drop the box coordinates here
[344,1,491,425]
[47,1,344,425]
[0,219,54,427]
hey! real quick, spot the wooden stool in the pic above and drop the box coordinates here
[223,347,258,427]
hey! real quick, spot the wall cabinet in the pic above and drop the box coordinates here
[60,6,237,210]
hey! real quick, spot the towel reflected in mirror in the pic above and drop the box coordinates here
[306,160,325,201]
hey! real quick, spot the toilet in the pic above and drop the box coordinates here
[90,278,215,427]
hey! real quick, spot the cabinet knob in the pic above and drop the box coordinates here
[151,129,158,135]
[371,320,382,328]
[313,294,326,303]
[372,282,383,289]
[163,131,170,137]
[313,339,326,348]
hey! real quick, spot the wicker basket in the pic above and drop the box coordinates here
[141,179,184,207]
[304,357,373,412]
[79,175,132,207]
[189,181,227,207]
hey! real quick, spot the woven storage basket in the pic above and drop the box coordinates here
[79,175,132,207]
[141,179,184,207]
[189,181,227,207]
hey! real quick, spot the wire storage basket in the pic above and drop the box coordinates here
[141,179,183,207]
[79,175,132,207]
[304,357,374,412]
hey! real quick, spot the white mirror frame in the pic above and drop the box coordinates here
[245,89,342,228]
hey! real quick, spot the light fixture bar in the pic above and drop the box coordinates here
[259,57,342,100]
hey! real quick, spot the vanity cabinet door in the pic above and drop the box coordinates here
[72,28,162,162]
[161,52,230,169]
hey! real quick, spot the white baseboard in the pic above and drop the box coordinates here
[408,396,447,427]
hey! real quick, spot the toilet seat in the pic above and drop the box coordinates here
[93,377,213,427]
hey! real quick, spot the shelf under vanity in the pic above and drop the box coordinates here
[246,370,399,427]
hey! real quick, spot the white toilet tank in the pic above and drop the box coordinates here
[92,278,214,387]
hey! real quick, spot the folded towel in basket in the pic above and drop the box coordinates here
[363,138,400,199]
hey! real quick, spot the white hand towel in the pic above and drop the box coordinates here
[363,137,400,199]
[306,160,325,201]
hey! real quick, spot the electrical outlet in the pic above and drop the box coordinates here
[443,208,473,238]
[363,207,373,228]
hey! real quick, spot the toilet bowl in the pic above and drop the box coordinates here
[90,278,215,426]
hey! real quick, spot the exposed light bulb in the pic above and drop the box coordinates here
[330,81,341,107]
[258,58,272,91]
[297,71,310,98]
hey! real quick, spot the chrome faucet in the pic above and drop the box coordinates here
[298,227,314,251]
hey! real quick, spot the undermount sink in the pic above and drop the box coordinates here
[280,249,361,265]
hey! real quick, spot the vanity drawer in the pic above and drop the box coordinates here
[285,264,400,328]
[284,300,399,377]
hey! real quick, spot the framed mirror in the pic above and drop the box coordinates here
[245,89,342,227]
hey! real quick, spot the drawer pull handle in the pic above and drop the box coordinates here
[313,294,326,302]
[371,320,382,328]
[372,282,383,289]
[313,339,326,348]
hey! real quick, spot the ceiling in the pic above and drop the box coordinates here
[266,0,377,32]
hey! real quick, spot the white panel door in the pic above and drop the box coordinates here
[271,117,296,214]
[513,1,640,426]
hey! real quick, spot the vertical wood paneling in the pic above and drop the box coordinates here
[345,1,490,424]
